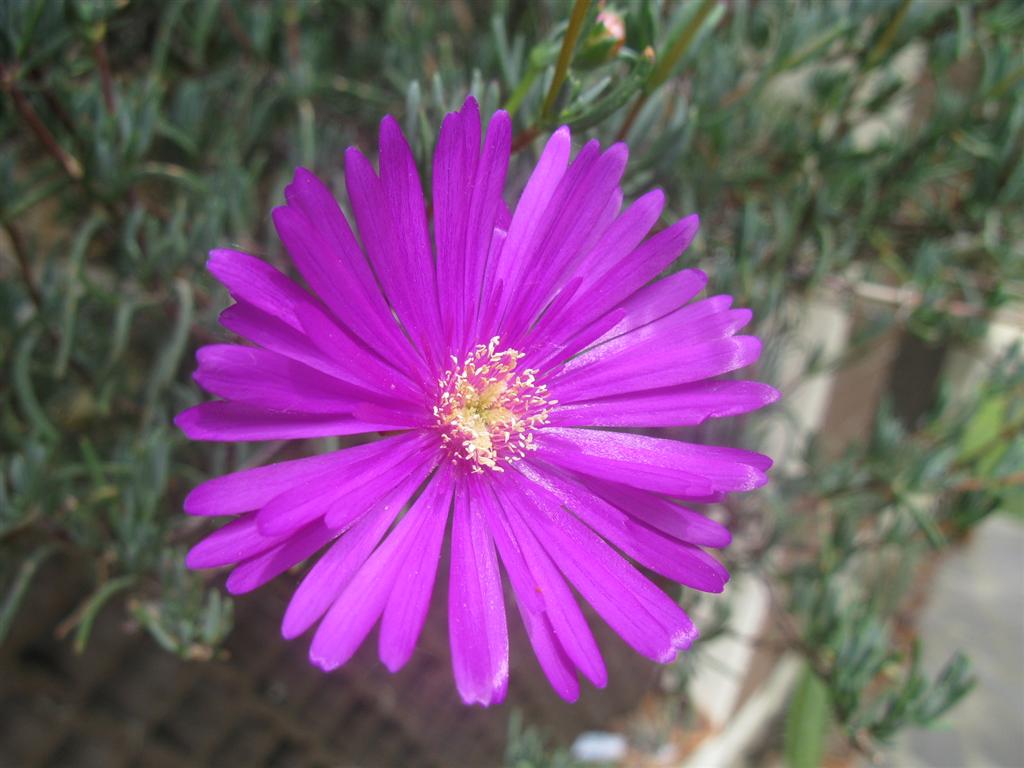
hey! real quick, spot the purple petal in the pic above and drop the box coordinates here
[182,440,402,517]
[535,427,770,496]
[272,197,427,381]
[496,138,603,333]
[592,269,708,343]
[574,189,665,281]
[218,303,372,388]
[206,248,312,331]
[186,514,286,569]
[545,214,700,352]
[320,444,438,531]
[205,252,417,399]
[517,463,729,592]
[281,460,435,639]
[379,116,445,356]
[551,336,763,403]
[483,127,572,339]
[479,495,577,700]
[499,470,698,663]
[432,100,515,356]
[434,99,481,350]
[449,478,509,706]
[576,476,732,548]
[524,190,666,349]
[549,380,781,427]
[192,344,379,413]
[377,465,454,672]
[175,402,394,442]
[254,432,433,536]
[524,307,626,375]
[504,143,629,339]
[479,483,597,701]
[345,121,443,367]
[461,111,512,351]
[309,466,454,672]
[278,168,424,374]
[226,520,335,595]
[572,296,752,371]
[292,301,425,402]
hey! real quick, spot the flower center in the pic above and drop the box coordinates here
[433,336,553,473]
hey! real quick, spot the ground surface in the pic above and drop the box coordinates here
[888,514,1024,768]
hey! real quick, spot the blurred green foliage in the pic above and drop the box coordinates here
[504,710,583,768]
[1,0,1021,763]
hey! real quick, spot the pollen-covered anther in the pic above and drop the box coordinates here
[434,336,553,473]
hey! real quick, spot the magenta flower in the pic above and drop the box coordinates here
[177,97,777,706]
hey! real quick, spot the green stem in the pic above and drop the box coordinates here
[616,92,647,141]
[72,575,137,654]
[541,0,592,119]
[504,64,541,117]
[0,545,57,645]
[647,0,718,91]
[866,0,912,67]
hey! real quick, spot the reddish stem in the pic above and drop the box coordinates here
[1,65,84,180]
[510,126,540,154]
[616,93,647,142]
[93,39,116,114]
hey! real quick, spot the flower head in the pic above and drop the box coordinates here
[176,97,778,706]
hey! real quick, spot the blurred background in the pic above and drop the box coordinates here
[1,1,1021,766]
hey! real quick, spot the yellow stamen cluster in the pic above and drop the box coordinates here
[433,336,554,473]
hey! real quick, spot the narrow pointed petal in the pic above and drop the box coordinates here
[292,301,424,403]
[255,433,433,536]
[182,432,421,516]
[449,479,510,706]
[434,100,481,347]
[481,483,607,691]
[226,520,335,595]
[535,427,770,496]
[378,116,445,356]
[550,380,781,428]
[278,168,425,377]
[378,466,455,672]
[309,467,453,672]
[575,189,665,281]
[484,127,572,335]
[192,344,379,413]
[218,303,372,389]
[281,460,435,639]
[571,296,750,371]
[272,200,427,380]
[575,476,733,548]
[517,463,730,592]
[209,240,424,397]
[501,470,698,663]
[546,214,700,351]
[206,248,312,331]
[505,143,630,339]
[462,111,512,350]
[186,515,286,569]
[592,269,708,344]
[479,484,591,701]
[344,123,443,365]
[174,402,393,442]
[524,190,667,350]
[524,307,626,375]
[550,336,763,403]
